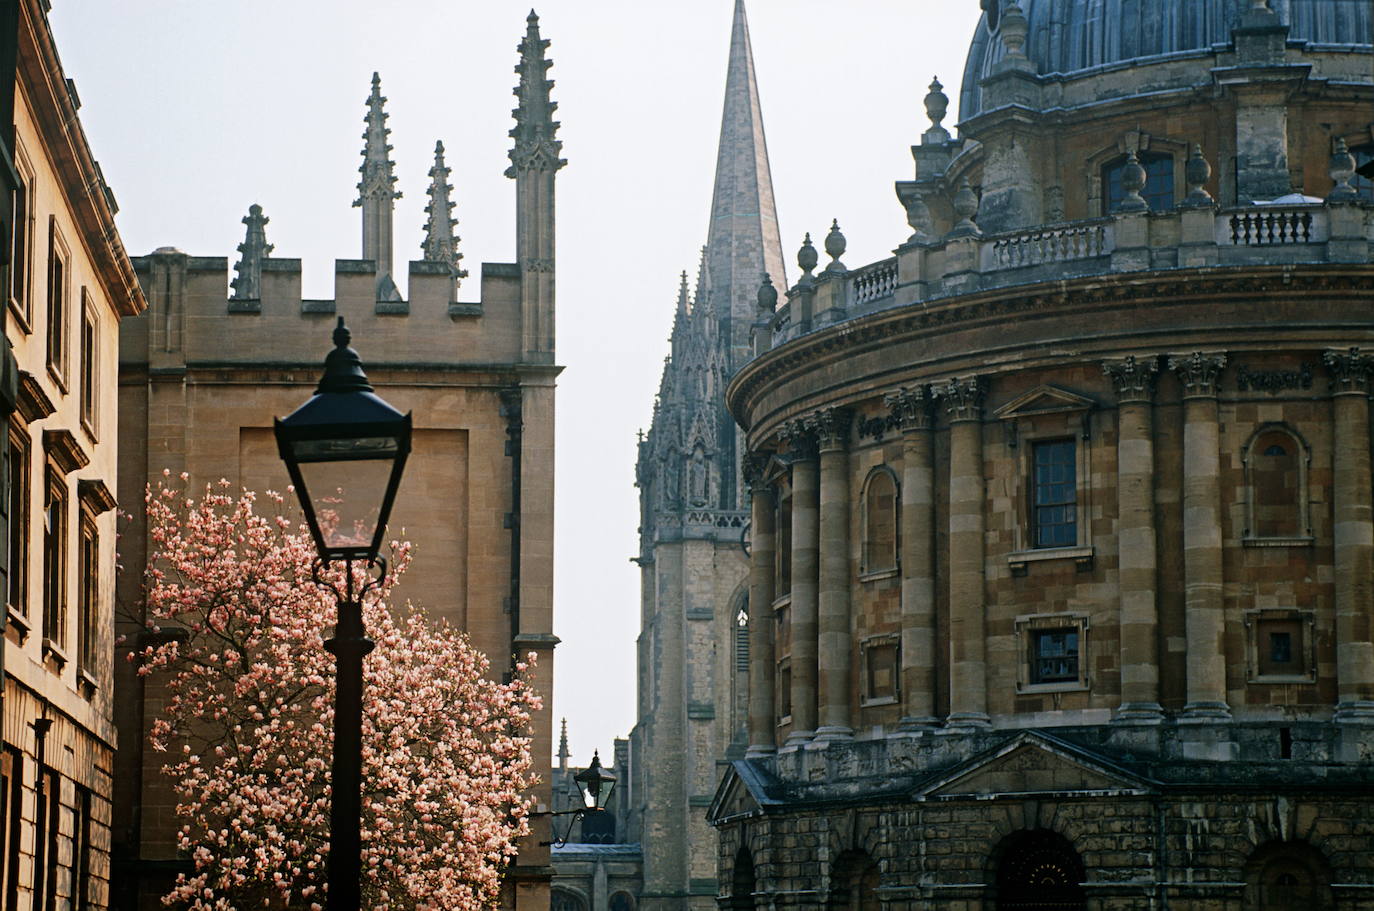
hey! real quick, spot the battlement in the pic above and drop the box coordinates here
[123,250,527,369]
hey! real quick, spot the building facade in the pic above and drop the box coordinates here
[111,13,563,911]
[1,1,146,910]
[710,1,1374,908]
[631,2,786,909]
[551,723,643,911]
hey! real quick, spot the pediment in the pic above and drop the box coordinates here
[707,760,778,824]
[994,385,1096,420]
[916,732,1152,801]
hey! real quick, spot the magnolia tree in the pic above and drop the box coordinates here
[133,477,538,911]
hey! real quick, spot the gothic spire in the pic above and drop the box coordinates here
[355,72,401,289]
[677,271,690,319]
[703,0,786,356]
[557,718,570,771]
[506,10,565,177]
[230,203,272,301]
[422,140,467,283]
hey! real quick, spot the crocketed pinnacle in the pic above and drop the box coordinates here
[703,0,786,349]
[506,10,565,176]
[230,203,273,301]
[355,72,400,206]
[422,140,467,279]
[557,717,570,770]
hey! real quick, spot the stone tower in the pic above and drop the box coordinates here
[630,3,784,909]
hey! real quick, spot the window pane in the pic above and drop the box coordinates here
[1031,629,1079,684]
[1103,151,1174,213]
[1032,440,1076,548]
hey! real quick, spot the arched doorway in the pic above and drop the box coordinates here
[731,846,756,911]
[829,849,879,911]
[993,829,1086,911]
[1243,840,1334,911]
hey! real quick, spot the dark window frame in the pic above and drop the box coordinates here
[1031,438,1077,549]
[46,217,70,390]
[8,145,33,332]
[1030,628,1080,685]
[78,292,97,440]
[7,424,29,624]
[77,508,98,682]
[42,468,67,659]
[1102,150,1175,213]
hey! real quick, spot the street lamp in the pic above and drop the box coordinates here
[275,316,411,911]
[542,751,617,847]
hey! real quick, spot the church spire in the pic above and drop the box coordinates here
[355,72,401,293]
[703,0,786,358]
[557,717,570,771]
[421,140,467,288]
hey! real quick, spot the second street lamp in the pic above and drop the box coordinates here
[275,316,411,911]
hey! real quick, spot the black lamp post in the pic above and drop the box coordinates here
[275,317,411,911]
[541,751,617,847]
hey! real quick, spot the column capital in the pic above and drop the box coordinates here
[778,417,818,463]
[1168,352,1227,398]
[939,376,985,423]
[885,385,934,431]
[811,407,852,451]
[1324,347,1374,396]
[742,452,773,490]
[1102,355,1159,404]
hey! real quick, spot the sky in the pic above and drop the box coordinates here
[53,0,984,763]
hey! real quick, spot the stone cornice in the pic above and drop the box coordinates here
[1103,355,1160,404]
[727,265,1374,439]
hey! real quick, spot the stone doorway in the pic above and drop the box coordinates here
[993,829,1086,911]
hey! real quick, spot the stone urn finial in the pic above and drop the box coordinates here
[947,178,982,238]
[1328,137,1359,203]
[1000,2,1029,57]
[798,233,819,279]
[823,219,847,273]
[757,273,778,314]
[1181,143,1215,208]
[1113,150,1150,213]
[917,76,950,142]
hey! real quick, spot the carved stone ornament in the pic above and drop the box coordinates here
[939,376,985,422]
[1000,1,1029,57]
[757,273,778,315]
[1236,363,1313,394]
[1327,138,1359,203]
[506,11,567,177]
[777,417,817,462]
[231,203,273,301]
[1102,355,1159,404]
[742,452,772,489]
[1181,143,1215,208]
[1168,352,1227,398]
[811,407,852,450]
[1324,348,1374,395]
[823,219,847,274]
[1113,150,1150,213]
[924,77,949,134]
[885,385,934,430]
[948,178,981,238]
[896,181,933,243]
[797,232,819,278]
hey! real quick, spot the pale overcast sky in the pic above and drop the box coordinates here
[53,0,983,763]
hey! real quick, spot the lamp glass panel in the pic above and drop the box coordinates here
[293,455,394,552]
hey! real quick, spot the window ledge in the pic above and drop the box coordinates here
[861,695,900,708]
[76,668,97,698]
[42,637,68,668]
[46,363,68,396]
[858,567,899,583]
[771,593,792,611]
[1015,681,1089,695]
[5,609,31,643]
[1250,674,1315,685]
[1008,546,1094,576]
[1242,536,1314,548]
[8,298,30,335]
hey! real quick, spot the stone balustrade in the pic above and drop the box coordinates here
[1219,204,1328,245]
[984,219,1113,270]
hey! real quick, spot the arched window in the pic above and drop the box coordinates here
[1243,840,1334,911]
[1351,143,1373,203]
[551,891,587,911]
[861,468,898,575]
[610,894,635,911]
[1244,426,1309,542]
[993,829,1086,911]
[829,850,879,911]
[1102,151,1174,213]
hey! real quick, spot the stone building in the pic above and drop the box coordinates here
[551,722,644,911]
[708,0,1374,908]
[631,2,785,909]
[1,0,146,909]
[111,12,563,911]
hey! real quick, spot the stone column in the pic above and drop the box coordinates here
[1168,353,1230,720]
[886,386,938,728]
[1325,349,1374,721]
[943,377,990,728]
[783,419,820,747]
[1104,356,1164,722]
[744,453,777,756]
[815,408,854,742]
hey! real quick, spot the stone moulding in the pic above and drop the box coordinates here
[727,264,1374,438]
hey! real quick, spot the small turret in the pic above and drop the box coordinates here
[421,140,468,295]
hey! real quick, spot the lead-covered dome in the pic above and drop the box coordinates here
[960,0,1372,120]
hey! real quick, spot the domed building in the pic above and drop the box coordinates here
[707,1,1374,908]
